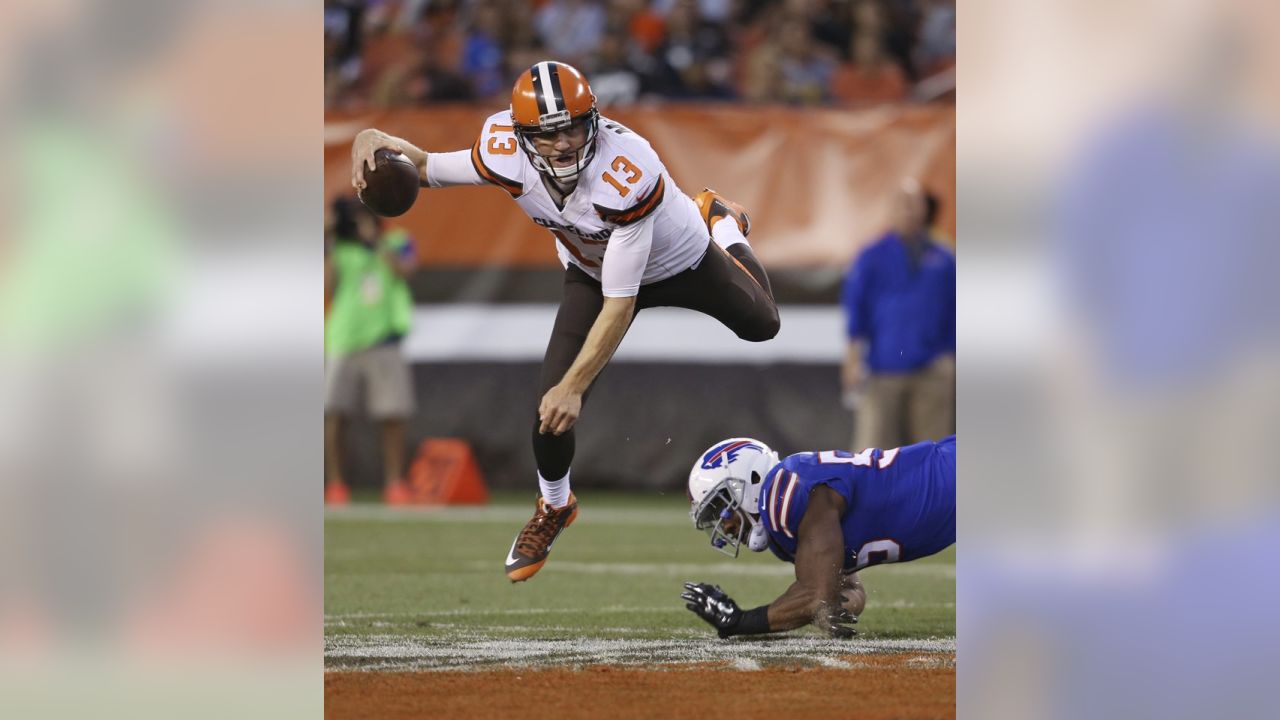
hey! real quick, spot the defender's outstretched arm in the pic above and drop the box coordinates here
[682,486,857,639]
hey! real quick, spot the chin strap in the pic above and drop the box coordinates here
[747,521,769,552]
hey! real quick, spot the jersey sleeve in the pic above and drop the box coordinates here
[468,111,526,197]
[591,134,667,227]
[764,456,853,541]
[424,150,484,188]
[599,212,655,297]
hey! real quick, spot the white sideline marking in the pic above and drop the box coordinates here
[326,504,690,526]
[325,634,956,672]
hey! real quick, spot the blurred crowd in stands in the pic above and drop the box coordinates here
[325,0,955,110]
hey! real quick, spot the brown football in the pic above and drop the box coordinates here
[358,149,420,217]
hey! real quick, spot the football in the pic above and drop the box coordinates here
[359,149,420,217]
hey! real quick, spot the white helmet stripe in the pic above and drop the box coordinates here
[536,61,559,114]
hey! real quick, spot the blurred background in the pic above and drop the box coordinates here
[322,0,957,497]
[324,0,956,110]
[961,0,1280,718]
[0,1,317,718]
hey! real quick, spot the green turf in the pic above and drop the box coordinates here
[325,491,954,648]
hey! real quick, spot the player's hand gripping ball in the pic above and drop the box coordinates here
[358,149,419,217]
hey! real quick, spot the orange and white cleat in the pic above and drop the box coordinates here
[504,493,579,582]
[693,188,751,237]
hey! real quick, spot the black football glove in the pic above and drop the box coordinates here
[816,603,859,639]
[681,582,743,638]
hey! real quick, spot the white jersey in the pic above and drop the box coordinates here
[425,110,710,297]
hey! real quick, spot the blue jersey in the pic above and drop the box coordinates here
[757,436,955,571]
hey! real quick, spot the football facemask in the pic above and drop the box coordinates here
[691,479,753,558]
[515,111,599,182]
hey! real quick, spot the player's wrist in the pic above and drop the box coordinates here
[721,605,770,638]
[558,372,590,395]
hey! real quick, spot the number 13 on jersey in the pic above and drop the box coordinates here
[602,156,642,197]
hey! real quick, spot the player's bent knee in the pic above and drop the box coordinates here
[762,311,781,340]
[736,310,780,342]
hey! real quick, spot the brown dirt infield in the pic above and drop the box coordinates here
[325,653,955,720]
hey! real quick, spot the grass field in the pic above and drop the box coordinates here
[325,491,955,673]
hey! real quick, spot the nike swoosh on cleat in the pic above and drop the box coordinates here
[505,536,522,567]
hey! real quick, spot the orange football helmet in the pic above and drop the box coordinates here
[510,61,599,181]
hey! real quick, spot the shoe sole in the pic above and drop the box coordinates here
[505,505,579,582]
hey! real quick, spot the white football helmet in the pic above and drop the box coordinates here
[688,438,780,557]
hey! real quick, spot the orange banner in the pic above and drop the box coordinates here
[325,104,954,268]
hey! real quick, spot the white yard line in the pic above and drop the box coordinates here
[811,655,856,669]
[324,634,956,672]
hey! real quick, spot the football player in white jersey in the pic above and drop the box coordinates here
[352,61,779,582]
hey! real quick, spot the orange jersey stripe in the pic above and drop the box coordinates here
[593,175,665,225]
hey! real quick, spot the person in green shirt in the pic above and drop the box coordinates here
[324,196,418,505]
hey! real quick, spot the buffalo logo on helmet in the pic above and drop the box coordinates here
[699,440,764,470]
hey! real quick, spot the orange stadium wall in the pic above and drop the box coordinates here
[324,104,955,269]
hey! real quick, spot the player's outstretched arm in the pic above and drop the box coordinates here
[538,295,636,436]
[352,129,485,192]
[766,486,858,638]
[351,129,431,190]
[681,582,769,639]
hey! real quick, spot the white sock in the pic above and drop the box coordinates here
[538,470,572,508]
[711,215,747,250]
